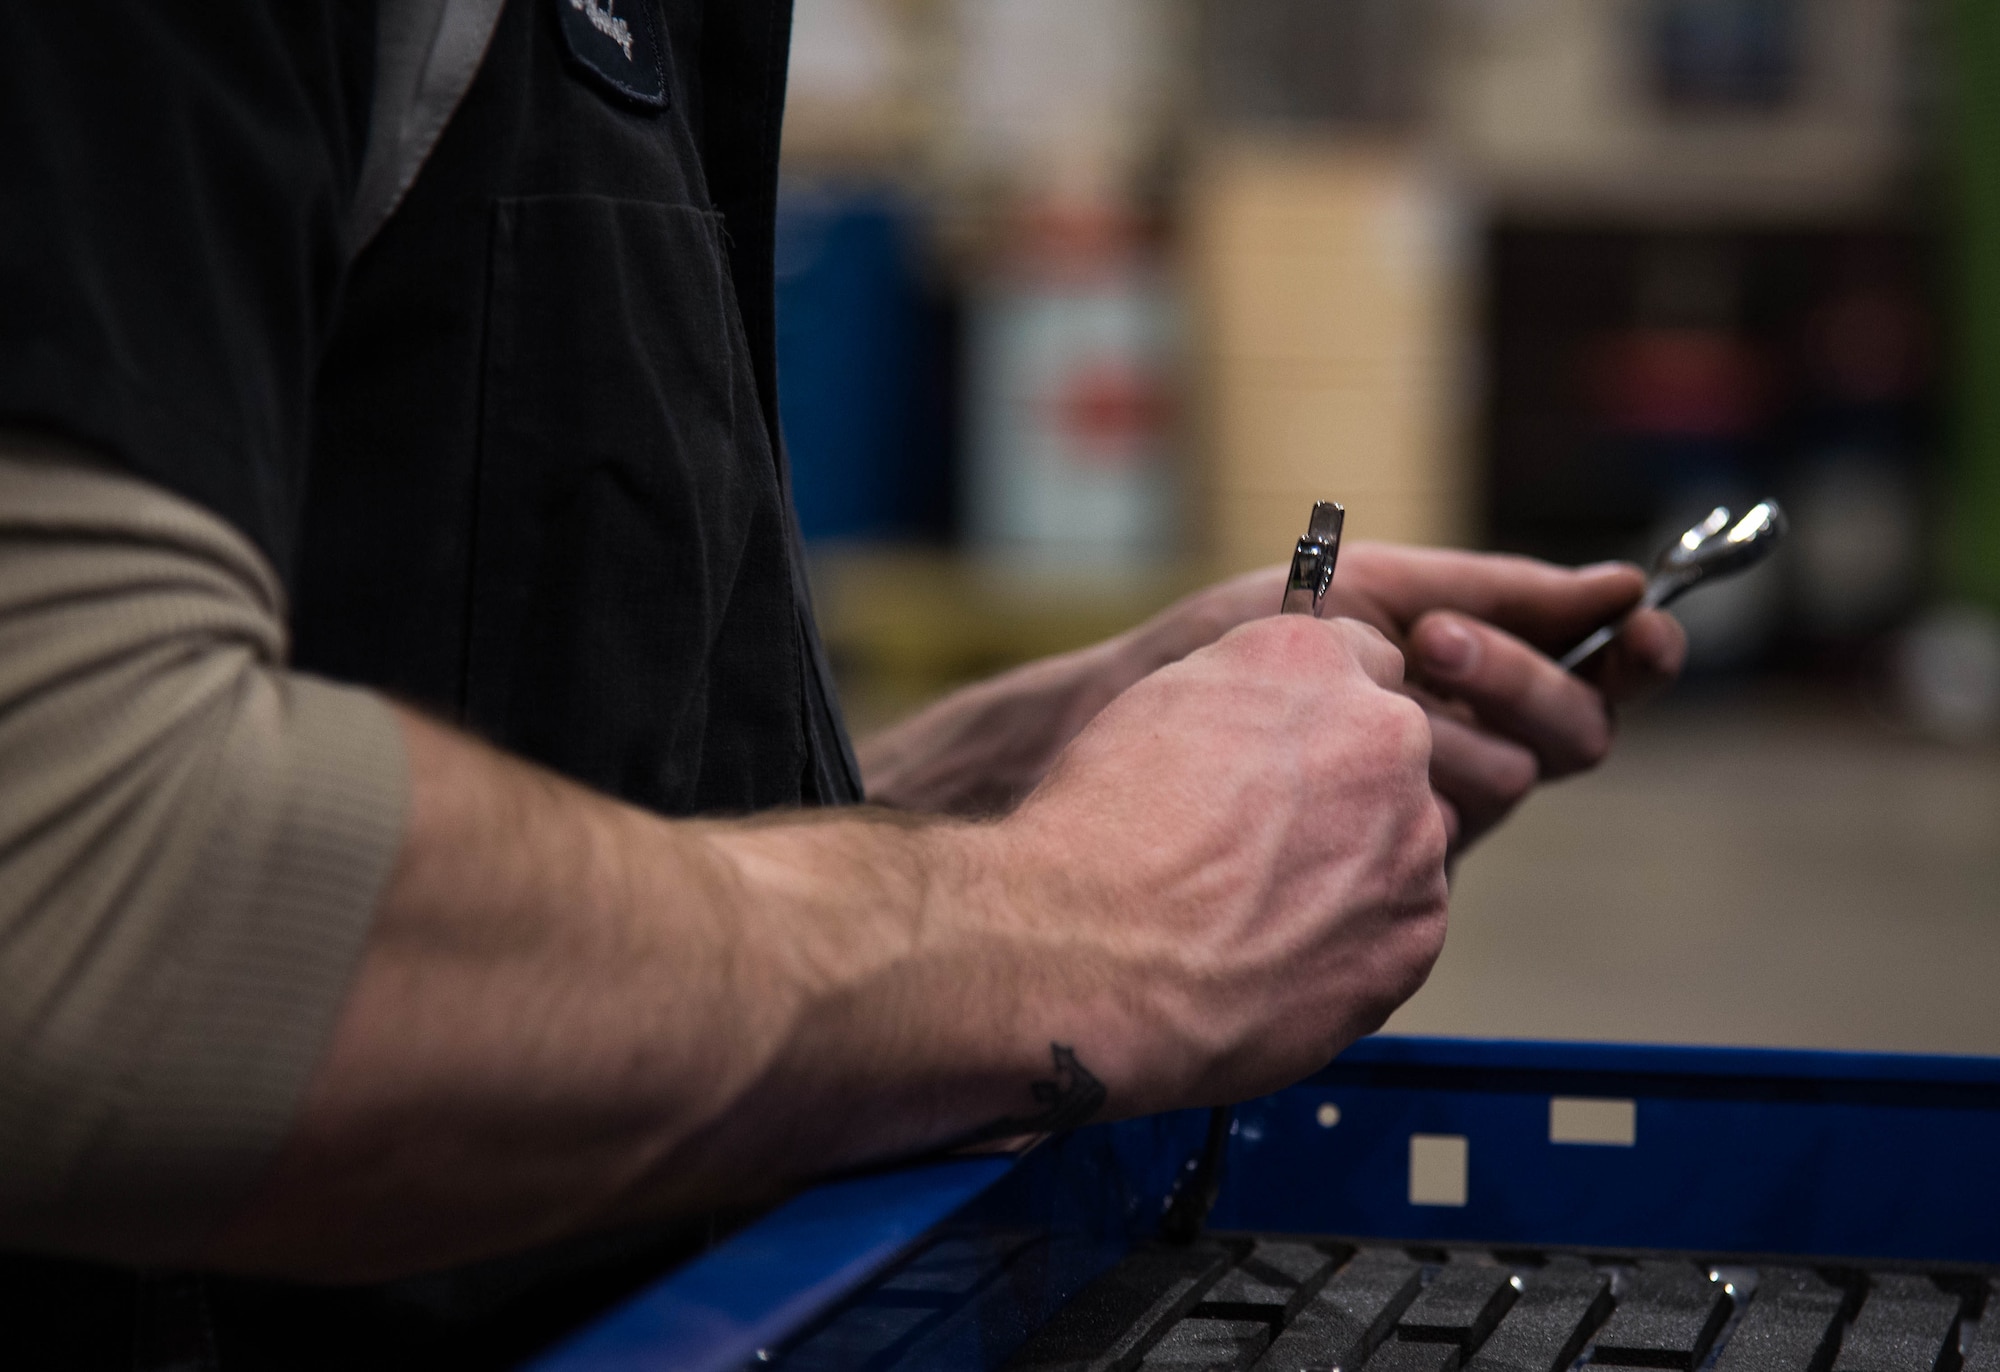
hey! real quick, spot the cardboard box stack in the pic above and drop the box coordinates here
[1186,139,1473,569]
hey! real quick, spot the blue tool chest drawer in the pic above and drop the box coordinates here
[526,1038,2000,1372]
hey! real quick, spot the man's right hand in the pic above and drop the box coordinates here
[983,612,1451,1116]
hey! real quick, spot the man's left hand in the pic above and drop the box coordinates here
[858,543,1686,853]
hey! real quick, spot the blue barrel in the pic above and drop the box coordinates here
[774,184,946,542]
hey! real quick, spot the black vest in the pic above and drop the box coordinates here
[298,0,859,813]
[6,0,860,1366]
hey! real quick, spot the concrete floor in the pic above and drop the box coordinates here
[1385,690,2000,1055]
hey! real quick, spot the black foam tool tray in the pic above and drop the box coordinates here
[1008,1242,1237,1372]
[1254,1249,1425,1372]
[1590,1262,1733,1369]
[1399,1263,1519,1349]
[1466,1260,1612,1372]
[1830,1275,1964,1372]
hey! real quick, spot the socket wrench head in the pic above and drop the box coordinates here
[1281,501,1346,617]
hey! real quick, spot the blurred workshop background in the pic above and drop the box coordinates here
[774,0,2000,1054]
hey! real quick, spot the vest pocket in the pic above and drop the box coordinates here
[468,194,801,813]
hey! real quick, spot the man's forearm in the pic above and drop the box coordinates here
[207,708,1110,1280]
[0,439,1105,1279]
[857,641,1123,814]
[857,608,1215,815]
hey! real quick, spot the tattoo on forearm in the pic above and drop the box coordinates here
[958,1043,1108,1147]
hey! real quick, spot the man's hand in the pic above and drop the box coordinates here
[984,613,1451,1111]
[861,544,1687,853]
[211,617,1448,1278]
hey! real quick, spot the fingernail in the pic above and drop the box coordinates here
[1580,560,1631,577]
[1423,620,1477,676]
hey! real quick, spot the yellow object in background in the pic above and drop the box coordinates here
[1186,139,1474,569]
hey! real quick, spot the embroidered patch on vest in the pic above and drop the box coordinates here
[556,0,668,109]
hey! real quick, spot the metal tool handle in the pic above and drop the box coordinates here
[1556,576,1683,671]
[1558,499,1786,673]
[1280,501,1346,617]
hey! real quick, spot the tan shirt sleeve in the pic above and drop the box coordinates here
[0,435,410,1262]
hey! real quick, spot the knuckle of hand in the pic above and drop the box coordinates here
[1378,908,1449,1012]
[1389,695,1433,765]
[1335,615,1391,656]
[1405,798,1449,873]
[1223,615,1317,681]
[1416,903,1449,973]
[1395,799,1451,891]
[1368,633,1408,682]
[1424,804,1452,869]
[1267,612,1331,662]
[1350,702,1432,796]
[1419,909,1448,968]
